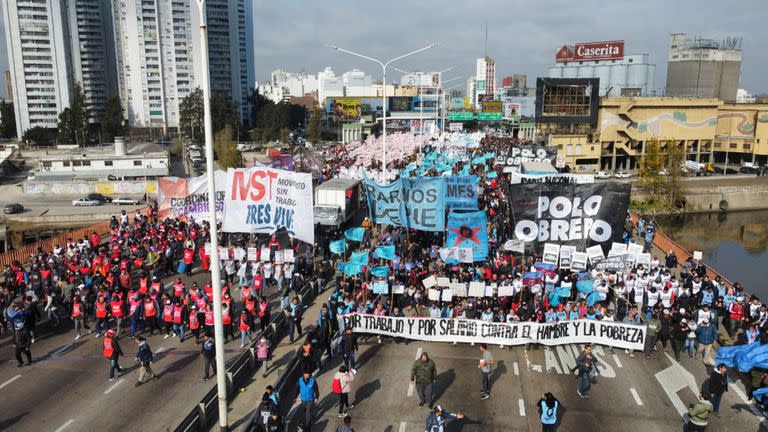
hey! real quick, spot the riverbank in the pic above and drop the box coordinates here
[629,175,768,214]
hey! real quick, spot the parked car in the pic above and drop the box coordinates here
[86,193,112,203]
[3,203,23,214]
[113,197,141,205]
[72,197,102,206]
[614,171,632,179]
[595,171,611,179]
[658,169,669,176]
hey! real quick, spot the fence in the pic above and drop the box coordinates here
[0,206,150,268]
[174,277,324,432]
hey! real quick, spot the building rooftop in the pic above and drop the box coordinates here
[38,143,169,161]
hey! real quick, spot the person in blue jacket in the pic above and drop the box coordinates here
[424,405,464,432]
[296,371,319,431]
[537,392,561,431]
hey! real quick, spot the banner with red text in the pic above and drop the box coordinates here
[157,171,226,222]
[222,167,314,244]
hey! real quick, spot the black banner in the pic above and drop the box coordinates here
[496,145,557,173]
[507,182,631,252]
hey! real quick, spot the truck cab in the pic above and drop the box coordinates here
[313,178,363,229]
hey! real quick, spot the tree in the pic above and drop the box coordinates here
[638,139,666,200]
[0,101,16,138]
[214,124,242,169]
[279,127,290,144]
[22,126,55,146]
[307,105,322,143]
[179,87,204,143]
[100,96,126,143]
[211,92,240,139]
[57,83,90,145]
[664,140,687,207]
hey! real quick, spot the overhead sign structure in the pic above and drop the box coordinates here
[555,40,625,63]
[477,112,502,121]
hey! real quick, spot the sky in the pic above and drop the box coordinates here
[1,0,766,99]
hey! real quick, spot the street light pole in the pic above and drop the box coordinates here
[194,1,228,430]
[326,43,438,177]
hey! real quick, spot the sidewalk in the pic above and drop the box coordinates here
[222,284,332,431]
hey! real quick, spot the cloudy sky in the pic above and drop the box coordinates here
[1,0,766,98]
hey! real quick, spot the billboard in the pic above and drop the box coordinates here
[412,96,438,112]
[555,40,624,63]
[476,80,486,92]
[332,98,362,120]
[451,98,464,109]
[535,78,599,126]
[389,96,413,112]
[503,96,536,118]
[482,100,502,113]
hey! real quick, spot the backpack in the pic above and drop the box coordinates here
[331,377,342,394]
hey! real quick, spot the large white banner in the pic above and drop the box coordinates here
[510,173,595,184]
[340,313,646,350]
[222,167,314,244]
[157,171,227,221]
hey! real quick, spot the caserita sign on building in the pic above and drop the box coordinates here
[556,40,624,62]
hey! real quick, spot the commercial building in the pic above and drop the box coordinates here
[474,56,495,108]
[3,0,73,137]
[4,71,12,101]
[713,103,768,166]
[33,137,170,181]
[548,41,656,97]
[466,76,476,107]
[67,0,119,122]
[259,69,318,103]
[665,33,743,102]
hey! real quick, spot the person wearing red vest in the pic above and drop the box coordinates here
[95,295,109,336]
[110,294,125,336]
[128,295,145,338]
[172,301,186,343]
[173,279,185,299]
[103,330,124,381]
[241,286,252,303]
[238,310,251,349]
[188,305,201,343]
[162,299,175,338]
[200,247,210,272]
[144,296,159,335]
[182,248,194,276]
[253,274,264,294]
[203,303,215,337]
[222,302,234,343]
[119,269,132,290]
[139,276,149,294]
[244,295,256,330]
[150,277,162,294]
[71,296,85,340]
[258,297,271,333]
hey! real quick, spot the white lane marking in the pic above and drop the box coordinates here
[51,343,73,358]
[513,361,519,376]
[518,399,526,416]
[728,378,767,421]
[613,354,623,368]
[0,375,21,390]
[655,353,700,419]
[629,388,643,406]
[104,378,124,394]
[399,421,407,432]
[54,419,75,432]
[407,347,423,397]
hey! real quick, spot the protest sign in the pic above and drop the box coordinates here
[438,247,459,262]
[392,285,405,294]
[503,239,525,253]
[571,252,588,272]
[428,288,441,301]
[586,245,605,263]
[559,245,576,269]
[507,182,631,252]
[373,282,389,294]
[450,283,468,297]
[498,285,516,297]
[222,167,314,244]
[284,249,294,263]
[445,176,478,210]
[509,173,594,184]
[274,250,284,264]
[157,171,227,221]
[594,255,627,272]
[445,211,488,262]
[247,247,258,261]
[468,281,486,297]
[422,275,437,289]
[340,314,645,350]
[233,248,246,261]
[693,250,703,260]
[542,243,560,265]
[219,247,230,259]
[635,253,651,266]
[260,246,270,262]
[627,243,644,256]
[458,248,474,263]
[609,242,627,257]
[497,145,557,173]
[436,277,451,287]
[442,289,453,302]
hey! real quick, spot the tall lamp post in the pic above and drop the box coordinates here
[193,1,228,430]
[326,43,438,175]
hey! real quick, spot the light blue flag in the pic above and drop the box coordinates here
[344,263,363,276]
[487,171,498,179]
[576,280,593,294]
[376,245,396,260]
[585,291,602,306]
[716,342,761,368]
[349,252,369,265]
[553,285,572,298]
[329,239,346,255]
[483,152,494,160]
[344,227,366,242]
[371,266,389,278]
[472,156,485,165]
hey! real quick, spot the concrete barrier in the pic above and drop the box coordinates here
[23,180,157,196]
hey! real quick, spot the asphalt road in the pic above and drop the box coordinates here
[292,340,768,432]
[0,268,284,432]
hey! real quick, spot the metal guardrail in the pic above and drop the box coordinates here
[173,277,321,432]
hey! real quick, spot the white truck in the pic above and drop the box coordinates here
[313,178,363,229]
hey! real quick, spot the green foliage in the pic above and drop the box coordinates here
[179,87,204,143]
[306,105,322,143]
[22,126,56,146]
[211,92,240,139]
[249,89,307,143]
[100,96,126,143]
[57,83,90,145]
[214,124,242,169]
[638,139,687,209]
[0,101,16,138]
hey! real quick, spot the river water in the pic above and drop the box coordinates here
[655,210,768,299]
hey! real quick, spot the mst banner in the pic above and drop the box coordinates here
[341,314,645,350]
[222,167,314,244]
[507,182,631,252]
[157,171,226,221]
